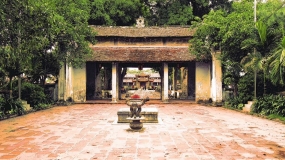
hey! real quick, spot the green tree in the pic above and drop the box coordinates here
[256,0,285,86]
[52,0,96,67]
[191,0,232,18]
[189,0,285,99]
[189,9,227,61]
[189,0,250,98]
[240,52,264,99]
[190,0,256,61]
[0,0,35,97]
[89,0,146,26]
[268,36,285,85]
[26,0,96,84]
[0,0,96,97]
[240,1,285,95]
[149,0,194,25]
[22,0,60,85]
[88,0,232,26]
[240,20,270,98]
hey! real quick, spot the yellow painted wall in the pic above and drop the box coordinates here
[58,66,65,101]
[72,64,87,102]
[94,39,189,47]
[212,52,223,102]
[195,62,211,101]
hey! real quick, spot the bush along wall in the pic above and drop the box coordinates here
[252,94,285,118]
[14,82,53,111]
[224,74,254,110]
[0,95,25,119]
[1,82,56,120]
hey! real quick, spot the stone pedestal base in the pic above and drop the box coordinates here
[130,120,143,130]
[127,117,145,130]
[118,108,158,123]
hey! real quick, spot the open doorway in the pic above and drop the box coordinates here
[86,62,195,101]
[168,62,195,100]
[120,67,162,100]
[86,62,112,100]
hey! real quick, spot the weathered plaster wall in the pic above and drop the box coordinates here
[195,62,211,101]
[58,64,73,101]
[57,64,87,102]
[211,52,223,102]
[58,65,65,101]
[95,37,189,47]
[180,67,188,99]
[72,65,86,102]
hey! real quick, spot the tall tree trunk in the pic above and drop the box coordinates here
[254,70,257,99]
[9,76,13,98]
[263,72,266,95]
[18,75,21,100]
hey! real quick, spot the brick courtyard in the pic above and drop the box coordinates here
[0,103,285,160]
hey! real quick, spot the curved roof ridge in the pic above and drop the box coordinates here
[91,25,194,37]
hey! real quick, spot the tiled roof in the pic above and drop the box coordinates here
[124,74,136,78]
[137,73,149,76]
[150,73,160,77]
[89,46,195,62]
[123,79,133,83]
[153,79,161,83]
[91,26,194,37]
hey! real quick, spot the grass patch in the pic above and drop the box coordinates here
[267,114,285,123]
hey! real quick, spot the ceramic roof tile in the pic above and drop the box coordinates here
[91,26,194,37]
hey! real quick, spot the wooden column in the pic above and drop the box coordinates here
[111,62,118,103]
[162,62,169,102]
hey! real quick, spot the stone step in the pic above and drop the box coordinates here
[22,100,31,112]
[247,101,253,105]
[243,101,253,113]
[22,100,28,105]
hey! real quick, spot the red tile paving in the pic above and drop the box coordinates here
[0,103,285,160]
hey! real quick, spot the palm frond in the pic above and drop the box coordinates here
[256,21,267,46]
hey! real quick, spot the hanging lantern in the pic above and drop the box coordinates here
[138,64,143,70]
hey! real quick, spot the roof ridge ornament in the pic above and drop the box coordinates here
[136,16,145,28]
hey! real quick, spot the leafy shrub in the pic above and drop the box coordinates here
[0,95,5,108]
[224,74,253,110]
[0,95,5,117]
[252,94,285,116]
[33,103,51,111]
[237,74,254,101]
[0,98,25,116]
[15,82,52,110]
[224,96,245,110]
[9,98,25,115]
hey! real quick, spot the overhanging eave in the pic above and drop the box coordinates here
[89,46,196,62]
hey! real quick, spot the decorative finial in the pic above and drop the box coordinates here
[136,16,145,28]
